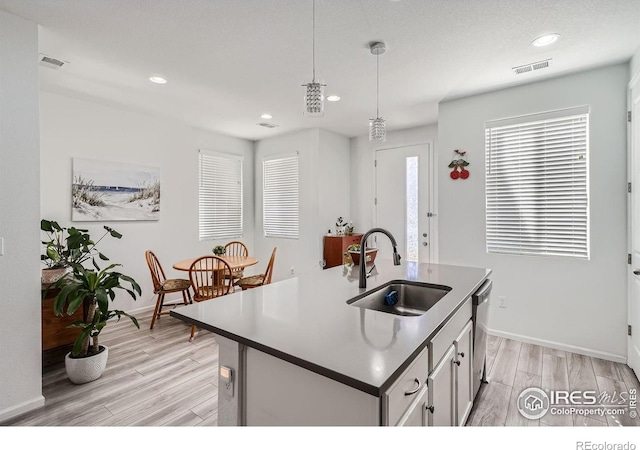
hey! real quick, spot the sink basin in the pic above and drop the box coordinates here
[347,280,452,317]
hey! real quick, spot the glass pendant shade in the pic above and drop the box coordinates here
[304,80,325,117]
[369,117,386,142]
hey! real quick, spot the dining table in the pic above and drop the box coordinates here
[172,254,259,272]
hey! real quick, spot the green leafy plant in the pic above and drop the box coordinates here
[335,217,346,227]
[41,219,121,269]
[212,245,226,256]
[54,263,140,357]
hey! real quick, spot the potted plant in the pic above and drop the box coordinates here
[41,219,118,284]
[345,221,354,235]
[213,245,226,256]
[50,225,141,384]
[347,243,378,266]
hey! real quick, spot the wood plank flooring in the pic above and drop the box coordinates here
[467,335,640,427]
[2,314,639,427]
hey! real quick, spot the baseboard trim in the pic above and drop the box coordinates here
[0,395,45,423]
[487,328,627,364]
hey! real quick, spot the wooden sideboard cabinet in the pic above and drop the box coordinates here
[41,284,86,368]
[323,234,363,269]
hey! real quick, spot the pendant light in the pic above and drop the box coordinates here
[303,0,325,117]
[369,41,386,142]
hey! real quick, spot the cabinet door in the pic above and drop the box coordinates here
[454,320,474,426]
[396,385,428,426]
[427,344,455,426]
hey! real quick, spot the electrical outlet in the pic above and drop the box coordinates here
[290,267,295,274]
[319,260,326,268]
[498,296,507,308]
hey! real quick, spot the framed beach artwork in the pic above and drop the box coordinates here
[72,157,160,221]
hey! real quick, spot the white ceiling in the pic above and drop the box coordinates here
[1,0,639,141]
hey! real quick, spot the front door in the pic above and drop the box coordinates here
[374,144,433,263]
[629,76,640,375]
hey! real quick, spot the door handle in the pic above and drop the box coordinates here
[634,269,640,276]
[423,242,428,246]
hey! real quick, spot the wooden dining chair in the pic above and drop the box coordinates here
[224,241,248,287]
[235,247,277,291]
[145,250,192,330]
[188,255,233,341]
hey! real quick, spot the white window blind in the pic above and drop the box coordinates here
[198,151,243,240]
[263,154,299,239]
[485,106,589,259]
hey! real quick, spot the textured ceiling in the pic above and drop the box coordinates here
[1,0,639,140]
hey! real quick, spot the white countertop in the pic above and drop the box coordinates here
[171,260,491,396]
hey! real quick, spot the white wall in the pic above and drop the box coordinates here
[438,63,629,361]
[40,91,255,315]
[631,45,640,81]
[254,128,350,281]
[350,124,438,236]
[0,10,43,421]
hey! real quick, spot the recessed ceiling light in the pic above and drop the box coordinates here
[327,95,341,102]
[260,113,273,119]
[149,75,167,84]
[532,33,560,47]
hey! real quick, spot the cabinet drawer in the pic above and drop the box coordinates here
[429,298,472,370]
[383,345,429,425]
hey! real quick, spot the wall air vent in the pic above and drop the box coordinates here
[512,59,552,75]
[257,122,278,128]
[39,54,68,70]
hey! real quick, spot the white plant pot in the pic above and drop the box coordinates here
[65,346,109,384]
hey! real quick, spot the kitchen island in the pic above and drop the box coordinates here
[171,260,491,426]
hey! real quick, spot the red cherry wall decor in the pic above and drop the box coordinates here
[449,149,470,180]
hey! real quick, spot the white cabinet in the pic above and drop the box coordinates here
[382,346,429,425]
[425,298,474,427]
[455,320,474,426]
[396,384,429,426]
[427,344,456,426]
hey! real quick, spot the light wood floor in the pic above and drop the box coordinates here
[468,335,640,426]
[2,313,639,426]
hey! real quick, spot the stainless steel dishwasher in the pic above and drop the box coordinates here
[472,279,492,400]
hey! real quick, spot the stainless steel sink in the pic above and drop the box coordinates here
[347,280,452,317]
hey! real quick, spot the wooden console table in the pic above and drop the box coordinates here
[323,234,363,269]
[41,284,86,368]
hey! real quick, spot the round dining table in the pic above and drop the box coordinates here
[173,255,259,272]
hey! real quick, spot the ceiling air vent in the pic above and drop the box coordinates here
[512,59,552,75]
[39,54,68,70]
[257,122,278,128]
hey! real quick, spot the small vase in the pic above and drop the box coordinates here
[336,226,345,236]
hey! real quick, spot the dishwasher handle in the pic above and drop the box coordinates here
[472,279,492,304]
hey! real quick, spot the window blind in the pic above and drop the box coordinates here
[263,154,299,239]
[485,106,589,259]
[198,151,243,240]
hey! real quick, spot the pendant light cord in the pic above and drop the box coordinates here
[376,53,379,118]
[312,0,316,81]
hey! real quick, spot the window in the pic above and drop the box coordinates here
[263,153,299,239]
[198,151,243,240]
[485,106,589,259]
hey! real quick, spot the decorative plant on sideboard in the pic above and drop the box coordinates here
[43,220,142,384]
[41,219,120,284]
